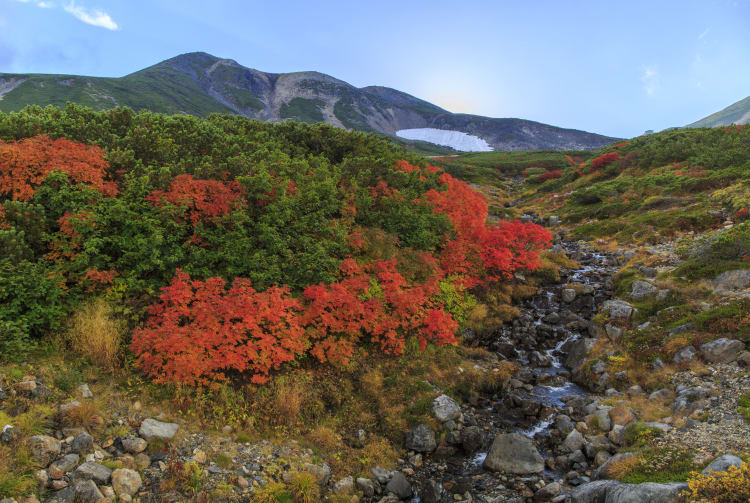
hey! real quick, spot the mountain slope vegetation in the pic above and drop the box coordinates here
[688,94,750,128]
[0,52,618,151]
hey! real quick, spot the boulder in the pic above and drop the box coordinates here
[112,468,142,498]
[483,433,544,474]
[386,471,412,499]
[562,430,585,453]
[562,288,577,303]
[630,280,659,301]
[421,479,442,503]
[356,477,376,498]
[29,435,61,466]
[432,394,461,423]
[572,480,687,503]
[565,338,597,372]
[602,300,634,320]
[71,431,94,454]
[609,404,635,427]
[71,462,112,485]
[700,338,745,363]
[333,476,355,495]
[303,463,331,486]
[404,424,436,453]
[713,269,750,293]
[49,454,80,479]
[701,454,743,474]
[73,480,104,503]
[534,482,561,502]
[121,435,148,454]
[138,418,179,441]
[461,425,483,453]
[594,452,635,480]
[672,346,697,364]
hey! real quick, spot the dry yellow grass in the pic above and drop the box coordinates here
[64,298,125,373]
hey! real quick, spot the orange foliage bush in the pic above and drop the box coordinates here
[0,135,117,200]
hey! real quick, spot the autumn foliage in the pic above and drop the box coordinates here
[591,151,619,170]
[147,174,244,225]
[538,170,562,182]
[0,135,117,201]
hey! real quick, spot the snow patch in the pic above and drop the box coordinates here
[396,128,492,152]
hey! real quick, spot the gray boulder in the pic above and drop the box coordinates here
[562,429,585,453]
[421,479,442,503]
[602,300,634,320]
[595,453,635,480]
[73,480,105,503]
[700,338,745,363]
[630,280,659,301]
[29,434,61,466]
[303,462,331,486]
[432,394,461,423]
[565,338,597,371]
[112,468,142,498]
[139,418,179,441]
[333,476,355,495]
[71,431,94,454]
[49,453,80,479]
[356,477,376,498]
[672,346,697,364]
[405,424,436,453]
[386,471,412,499]
[71,462,112,485]
[713,269,750,293]
[701,454,743,474]
[572,480,688,502]
[121,435,148,454]
[562,288,577,303]
[483,433,544,474]
[461,425,484,453]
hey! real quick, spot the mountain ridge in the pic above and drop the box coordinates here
[687,94,750,128]
[0,51,619,151]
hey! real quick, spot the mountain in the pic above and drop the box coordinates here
[687,94,750,128]
[0,52,618,151]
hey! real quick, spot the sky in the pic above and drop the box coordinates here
[1,0,750,138]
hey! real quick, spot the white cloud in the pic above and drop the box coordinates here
[641,65,660,96]
[698,26,711,40]
[63,1,118,30]
[37,1,54,7]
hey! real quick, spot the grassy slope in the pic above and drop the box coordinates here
[688,95,750,128]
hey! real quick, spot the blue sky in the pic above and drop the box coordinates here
[1,0,749,138]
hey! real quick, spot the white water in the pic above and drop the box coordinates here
[396,128,493,152]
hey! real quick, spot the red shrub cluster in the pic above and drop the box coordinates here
[132,161,552,385]
[0,135,117,201]
[538,170,562,182]
[147,174,244,225]
[737,208,749,221]
[591,152,619,170]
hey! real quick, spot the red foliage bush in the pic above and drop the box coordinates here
[538,170,562,182]
[0,135,117,201]
[737,208,749,221]
[591,152,619,170]
[147,174,244,225]
[131,271,305,385]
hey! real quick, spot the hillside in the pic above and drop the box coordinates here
[688,94,750,127]
[0,52,618,151]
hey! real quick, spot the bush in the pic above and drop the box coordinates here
[684,462,750,502]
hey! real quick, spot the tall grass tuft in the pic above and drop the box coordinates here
[64,298,125,373]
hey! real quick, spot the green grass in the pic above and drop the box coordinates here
[620,447,700,484]
[739,392,750,421]
[280,98,325,124]
[333,98,374,132]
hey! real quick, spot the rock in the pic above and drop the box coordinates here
[608,425,625,445]
[535,482,561,502]
[77,384,93,399]
[609,404,636,427]
[652,357,665,370]
[29,435,61,466]
[672,346,696,364]
[111,468,142,498]
[135,453,150,470]
[432,395,461,423]
[49,454,80,479]
[404,424,436,453]
[138,418,179,441]
[713,269,750,293]
[192,449,207,464]
[237,476,249,488]
[642,422,671,433]
[571,480,687,503]
[483,433,544,474]
[421,479,441,503]
[303,463,331,486]
[649,389,674,402]
[562,288,577,303]
[1,425,17,444]
[121,435,148,454]
[35,468,49,490]
[562,430,585,453]
[565,338,597,371]
[594,409,612,432]
[595,453,635,480]
[594,450,612,467]
[333,476,355,495]
[700,338,745,363]
[602,300,634,320]
[605,324,624,342]
[378,495,401,503]
[461,425,483,453]
[386,472,412,499]
[14,377,36,393]
[701,454,743,474]
[71,431,94,454]
[73,480,104,503]
[737,351,750,367]
[555,415,575,435]
[357,478,376,498]
[630,280,659,301]
[591,360,606,375]
[71,462,112,485]
[59,400,82,417]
